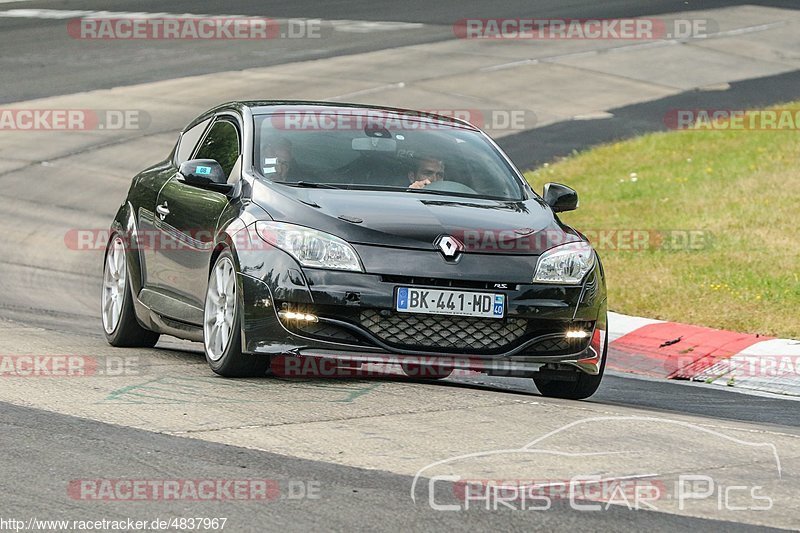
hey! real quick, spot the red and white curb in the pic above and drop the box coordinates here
[608,312,800,396]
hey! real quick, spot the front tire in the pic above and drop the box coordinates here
[203,250,269,377]
[101,233,160,348]
[533,334,607,400]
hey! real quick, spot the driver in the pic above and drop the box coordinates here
[408,154,445,189]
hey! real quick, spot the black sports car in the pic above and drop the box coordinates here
[102,101,607,399]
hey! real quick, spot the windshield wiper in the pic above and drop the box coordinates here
[280,181,340,189]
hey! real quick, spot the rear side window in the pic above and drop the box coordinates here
[194,119,241,178]
[176,117,212,164]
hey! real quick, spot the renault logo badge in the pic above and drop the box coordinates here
[435,235,463,259]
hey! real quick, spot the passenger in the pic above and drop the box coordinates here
[263,138,293,181]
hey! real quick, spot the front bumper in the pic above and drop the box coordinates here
[236,244,607,375]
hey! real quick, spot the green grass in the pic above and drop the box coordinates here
[524,105,800,339]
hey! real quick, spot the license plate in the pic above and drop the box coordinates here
[395,287,505,318]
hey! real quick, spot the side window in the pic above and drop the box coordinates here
[193,119,241,178]
[176,117,212,164]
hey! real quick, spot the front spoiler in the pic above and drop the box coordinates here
[238,265,608,376]
[275,346,604,377]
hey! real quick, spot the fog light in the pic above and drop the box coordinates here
[565,330,589,339]
[279,310,319,322]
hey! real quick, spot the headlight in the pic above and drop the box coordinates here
[255,221,363,272]
[533,241,595,284]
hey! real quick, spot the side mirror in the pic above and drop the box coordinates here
[178,159,234,194]
[543,182,578,213]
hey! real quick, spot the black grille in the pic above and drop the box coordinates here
[359,310,527,350]
[380,275,516,291]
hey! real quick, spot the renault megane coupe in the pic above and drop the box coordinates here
[101,101,607,399]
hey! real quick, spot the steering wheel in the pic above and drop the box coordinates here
[423,180,477,194]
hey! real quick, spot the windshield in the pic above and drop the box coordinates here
[253,111,526,201]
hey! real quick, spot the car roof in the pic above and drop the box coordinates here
[213,100,481,131]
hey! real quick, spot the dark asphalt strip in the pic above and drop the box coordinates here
[0,400,783,532]
[498,68,800,171]
[446,372,800,429]
[4,0,799,25]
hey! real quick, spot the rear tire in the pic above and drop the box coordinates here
[533,334,607,400]
[102,233,160,348]
[203,250,270,377]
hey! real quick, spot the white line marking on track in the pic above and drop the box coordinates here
[479,21,786,72]
[328,82,406,100]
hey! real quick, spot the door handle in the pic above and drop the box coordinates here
[156,202,170,221]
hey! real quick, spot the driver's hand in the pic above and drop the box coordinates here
[409,179,431,189]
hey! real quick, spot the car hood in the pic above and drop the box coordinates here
[251,181,581,254]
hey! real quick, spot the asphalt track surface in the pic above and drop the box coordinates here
[0,0,798,104]
[2,1,800,531]
[0,401,785,533]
